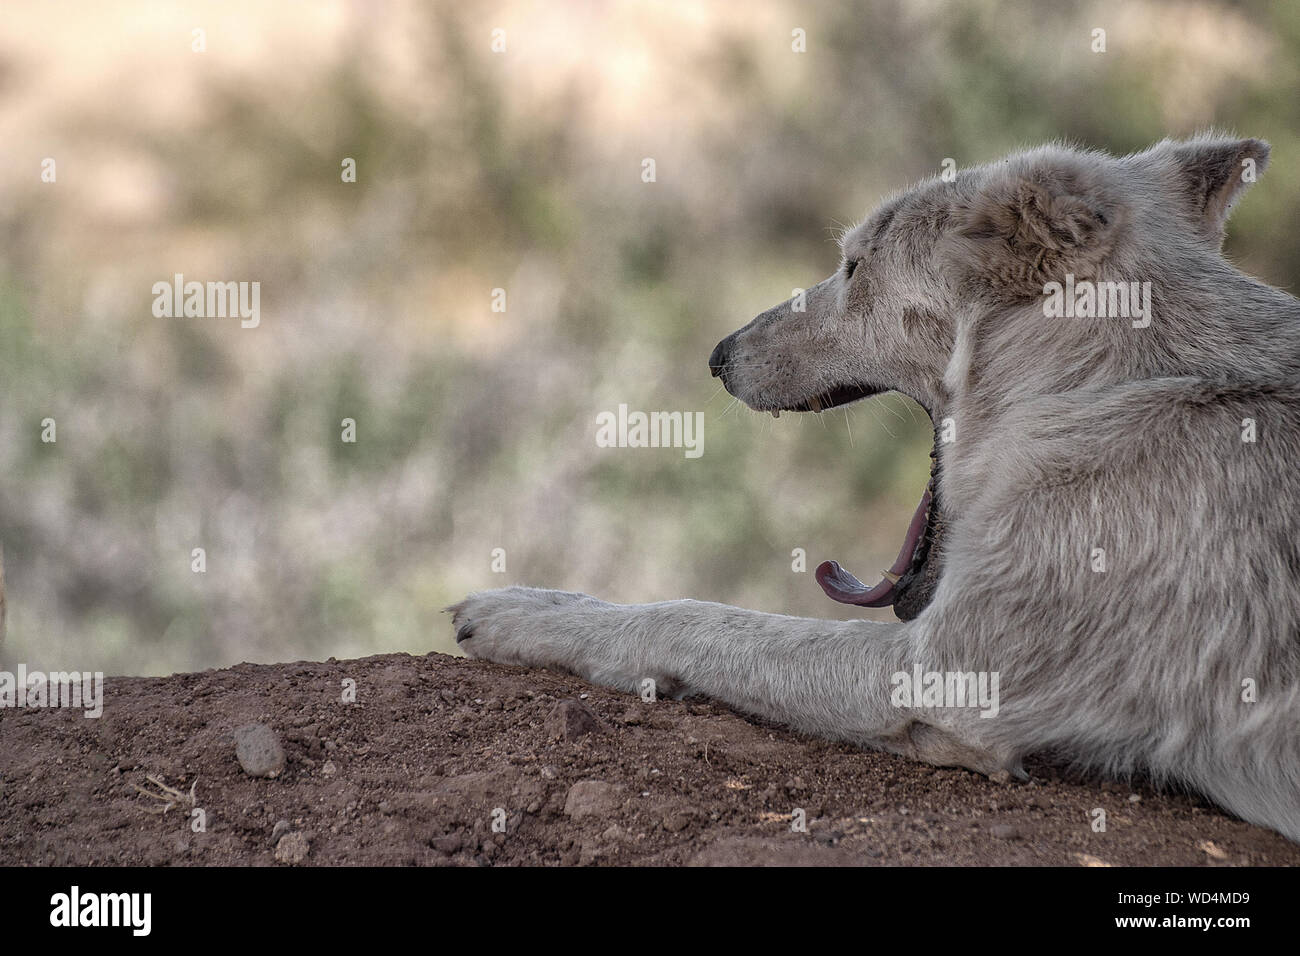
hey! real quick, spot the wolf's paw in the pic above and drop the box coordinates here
[447,586,593,668]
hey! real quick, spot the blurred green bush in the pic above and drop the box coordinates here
[0,0,1295,674]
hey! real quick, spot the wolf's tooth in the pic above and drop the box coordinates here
[809,396,823,412]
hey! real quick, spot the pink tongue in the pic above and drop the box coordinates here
[816,488,932,607]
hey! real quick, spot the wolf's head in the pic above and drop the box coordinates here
[709,135,1274,619]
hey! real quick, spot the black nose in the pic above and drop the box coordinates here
[708,336,731,378]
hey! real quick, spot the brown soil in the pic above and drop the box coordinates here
[1,651,1296,866]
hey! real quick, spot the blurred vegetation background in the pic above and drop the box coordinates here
[0,0,1296,675]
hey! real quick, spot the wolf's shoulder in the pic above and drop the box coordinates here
[1017,376,1300,432]
[983,376,1300,496]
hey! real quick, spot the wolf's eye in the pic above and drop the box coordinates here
[843,258,860,279]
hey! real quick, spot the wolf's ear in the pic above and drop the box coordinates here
[947,166,1120,295]
[1162,136,1269,243]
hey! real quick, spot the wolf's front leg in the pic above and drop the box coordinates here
[450,585,954,759]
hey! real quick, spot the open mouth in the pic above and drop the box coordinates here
[792,382,882,414]
[766,382,882,417]
[781,386,943,621]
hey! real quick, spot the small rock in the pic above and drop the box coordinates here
[271,820,292,844]
[233,724,286,778]
[1198,840,1228,860]
[989,823,1020,840]
[564,780,621,820]
[546,700,605,741]
[274,831,310,864]
[430,832,462,854]
[663,811,692,833]
[321,760,337,777]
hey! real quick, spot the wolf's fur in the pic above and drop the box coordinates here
[452,135,1300,842]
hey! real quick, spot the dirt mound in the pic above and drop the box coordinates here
[2,652,1295,866]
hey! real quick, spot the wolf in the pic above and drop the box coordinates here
[452,135,1300,842]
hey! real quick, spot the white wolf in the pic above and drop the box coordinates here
[453,135,1300,842]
